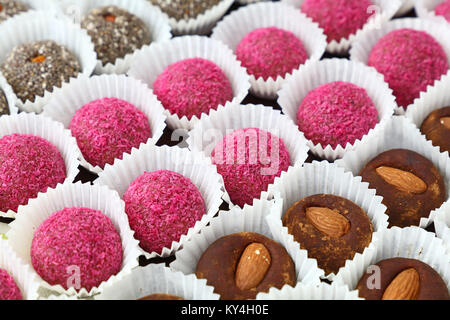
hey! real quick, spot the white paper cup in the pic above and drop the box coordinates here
[333,226,450,296]
[42,74,167,174]
[415,0,450,23]
[237,0,269,4]
[170,198,324,299]
[281,0,401,55]
[0,10,97,113]
[277,58,396,161]
[432,202,450,254]
[6,181,142,299]
[396,0,415,16]
[335,116,450,228]
[211,1,327,99]
[95,143,228,259]
[0,0,60,23]
[128,35,251,131]
[95,263,219,300]
[350,17,450,114]
[0,113,82,218]
[0,71,18,115]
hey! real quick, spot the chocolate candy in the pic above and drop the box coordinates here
[421,106,450,154]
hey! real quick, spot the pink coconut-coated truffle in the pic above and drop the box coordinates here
[435,0,450,22]
[31,207,123,292]
[235,27,308,80]
[296,81,378,148]
[301,0,373,42]
[0,268,22,300]
[69,97,152,169]
[153,57,234,120]
[123,170,206,254]
[368,29,448,109]
[0,134,66,213]
[211,128,290,207]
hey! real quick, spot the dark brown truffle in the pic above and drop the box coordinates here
[282,194,373,275]
[420,106,450,154]
[359,149,446,228]
[0,0,30,23]
[0,89,9,116]
[138,293,184,300]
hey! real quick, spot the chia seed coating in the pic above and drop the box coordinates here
[149,0,221,20]
[81,6,151,66]
[0,40,81,104]
[0,90,9,116]
[0,0,30,23]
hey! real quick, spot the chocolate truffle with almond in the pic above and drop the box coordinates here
[420,107,450,154]
[138,293,184,300]
[359,149,446,228]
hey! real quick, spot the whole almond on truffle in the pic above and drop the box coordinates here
[305,207,351,238]
[382,268,420,300]
[376,166,427,194]
[235,243,271,291]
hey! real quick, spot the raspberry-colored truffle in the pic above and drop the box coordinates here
[31,207,123,292]
[0,134,66,213]
[435,0,450,22]
[301,0,373,42]
[0,268,22,300]
[368,29,448,109]
[123,170,206,254]
[153,58,234,120]
[235,27,308,80]
[69,97,152,169]
[296,81,378,148]
[211,128,291,207]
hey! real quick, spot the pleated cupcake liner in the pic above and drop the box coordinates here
[6,181,141,299]
[0,0,61,21]
[0,10,97,114]
[42,74,167,174]
[237,0,269,4]
[95,143,228,259]
[396,0,415,16]
[0,113,82,218]
[415,0,450,23]
[335,116,450,228]
[211,1,327,99]
[0,70,19,115]
[128,35,251,131]
[431,202,450,254]
[280,0,401,55]
[170,198,324,300]
[277,58,396,161]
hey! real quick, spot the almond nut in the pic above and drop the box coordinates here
[382,268,420,300]
[235,242,271,291]
[376,166,427,194]
[305,207,350,238]
[440,116,450,129]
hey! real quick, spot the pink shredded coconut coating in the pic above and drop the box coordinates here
[211,128,290,207]
[0,268,22,300]
[69,97,152,169]
[301,0,373,42]
[235,27,308,81]
[31,207,123,292]
[153,57,234,120]
[123,170,206,254]
[296,81,378,149]
[368,29,448,109]
[435,0,450,22]
[0,134,66,213]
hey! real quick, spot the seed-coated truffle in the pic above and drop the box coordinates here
[0,90,9,116]
[236,27,308,81]
[149,0,221,20]
[0,0,30,23]
[435,0,450,22]
[0,134,66,213]
[69,97,152,169]
[123,170,206,254]
[211,128,291,207]
[368,29,448,109]
[296,81,378,148]
[0,268,22,300]
[30,207,123,292]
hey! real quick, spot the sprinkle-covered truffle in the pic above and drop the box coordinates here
[123,170,206,254]
[301,0,373,42]
[153,57,233,120]
[0,40,81,103]
[0,0,30,23]
[435,0,450,22]
[0,90,9,116]
[30,207,123,292]
[81,6,151,66]
[236,27,308,81]
[368,29,448,108]
[149,0,221,20]
[0,268,22,300]
[69,97,152,169]
[296,81,378,148]
[0,134,66,213]
[211,128,291,207]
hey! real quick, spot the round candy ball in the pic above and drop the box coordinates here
[368,28,448,109]
[0,268,22,300]
[296,81,378,148]
[301,0,373,42]
[69,97,152,169]
[31,207,123,292]
[236,27,308,80]
[435,0,450,22]
[153,58,234,120]
[211,128,291,207]
[0,134,66,213]
[123,170,206,254]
